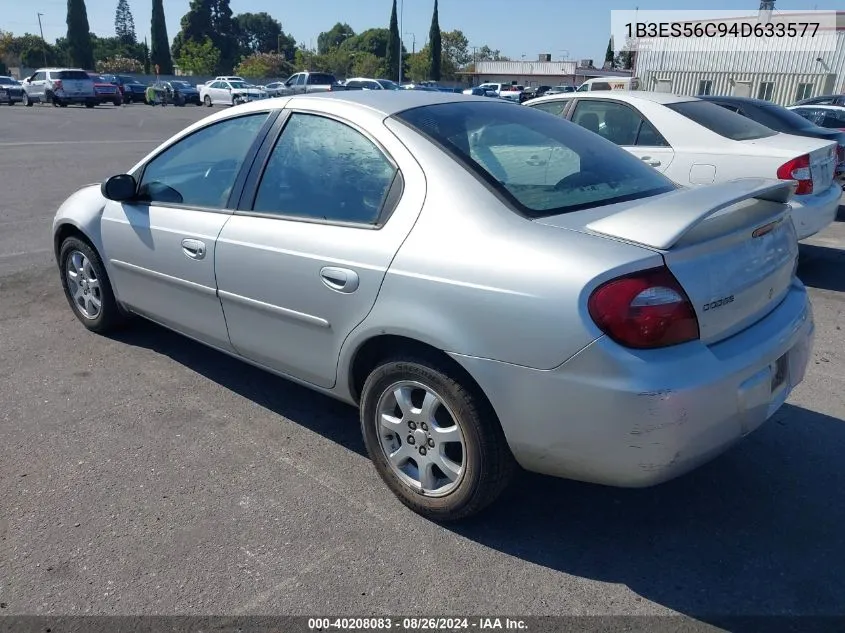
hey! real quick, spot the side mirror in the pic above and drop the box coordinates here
[101,174,137,201]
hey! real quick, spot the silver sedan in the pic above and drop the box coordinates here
[52,91,815,521]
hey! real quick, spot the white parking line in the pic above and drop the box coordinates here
[0,140,161,147]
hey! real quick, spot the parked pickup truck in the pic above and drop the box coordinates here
[271,72,346,96]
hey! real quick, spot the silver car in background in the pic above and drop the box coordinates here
[51,92,814,521]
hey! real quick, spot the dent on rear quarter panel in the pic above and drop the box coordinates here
[362,120,665,370]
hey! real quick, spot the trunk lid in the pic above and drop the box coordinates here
[741,133,838,193]
[538,178,800,345]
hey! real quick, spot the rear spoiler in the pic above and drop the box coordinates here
[585,178,796,251]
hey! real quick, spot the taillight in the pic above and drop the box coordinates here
[777,154,813,195]
[587,266,699,349]
[53,80,63,91]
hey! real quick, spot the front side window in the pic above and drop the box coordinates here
[138,113,269,208]
[295,74,307,86]
[666,100,776,141]
[395,101,675,218]
[253,114,397,225]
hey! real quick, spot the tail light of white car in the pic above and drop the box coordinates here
[776,154,813,195]
[588,266,700,349]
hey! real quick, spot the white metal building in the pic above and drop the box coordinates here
[459,59,632,89]
[633,11,845,105]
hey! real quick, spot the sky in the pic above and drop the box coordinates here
[1,0,834,64]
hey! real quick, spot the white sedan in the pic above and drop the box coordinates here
[524,91,841,241]
[199,79,267,107]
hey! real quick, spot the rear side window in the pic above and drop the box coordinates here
[666,100,776,140]
[528,100,568,116]
[821,111,845,129]
[307,73,336,85]
[57,70,91,80]
[395,101,675,218]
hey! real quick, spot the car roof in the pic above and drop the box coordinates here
[235,89,494,117]
[524,90,699,106]
[790,104,845,111]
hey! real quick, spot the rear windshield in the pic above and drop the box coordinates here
[747,104,819,131]
[57,70,91,80]
[395,101,676,218]
[307,73,336,85]
[666,100,776,140]
[0,77,17,85]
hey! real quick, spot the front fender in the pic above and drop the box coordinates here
[52,184,108,262]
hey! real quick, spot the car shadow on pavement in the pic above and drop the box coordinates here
[108,320,367,457]
[448,404,845,627]
[798,243,845,292]
[110,321,845,625]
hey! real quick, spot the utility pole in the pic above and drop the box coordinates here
[404,32,416,56]
[37,13,48,67]
[398,0,404,84]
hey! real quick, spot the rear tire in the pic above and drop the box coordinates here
[113,98,122,106]
[360,354,516,522]
[58,237,127,334]
[85,102,95,108]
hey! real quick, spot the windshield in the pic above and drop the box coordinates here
[395,102,676,218]
[666,100,776,141]
[0,77,17,85]
[229,81,248,89]
[377,79,400,90]
[171,81,191,88]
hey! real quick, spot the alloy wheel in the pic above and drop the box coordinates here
[65,250,102,320]
[376,381,466,496]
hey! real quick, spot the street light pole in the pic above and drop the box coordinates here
[37,13,48,67]
[398,0,404,84]
[404,32,416,55]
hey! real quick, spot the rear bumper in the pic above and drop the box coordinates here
[791,183,841,240]
[451,282,814,487]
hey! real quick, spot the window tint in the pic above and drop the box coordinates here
[253,114,397,225]
[0,77,14,85]
[377,79,399,90]
[138,113,268,208]
[756,104,818,131]
[57,70,91,80]
[395,101,675,218]
[308,73,336,85]
[346,80,362,88]
[821,111,845,129]
[528,100,568,116]
[666,100,776,140]
[571,100,667,147]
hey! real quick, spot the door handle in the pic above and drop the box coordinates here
[640,156,662,167]
[320,267,360,293]
[181,238,206,260]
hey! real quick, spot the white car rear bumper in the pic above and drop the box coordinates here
[791,183,841,240]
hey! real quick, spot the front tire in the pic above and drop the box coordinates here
[59,237,126,334]
[22,93,32,107]
[360,355,515,522]
[204,95,212,107]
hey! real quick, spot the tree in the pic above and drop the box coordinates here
[141,39,150,73]
[150,0,173,74]
[177,36,219,75]
[341,28,390,60]
[428,0,441,81]
[614,37,636,70]
[604,37,615,69]
[384,0,399,81]
[96,55,144,73]
[114,0,136,45]
[317,22,354,55]
[210,0,237,73]
[234,12,295,59]
[350,52,382,78]
[235,52,294,78]
[441,29,469,76]
[66,0,95,69]
[407,46,430,82]
[1,33,64,68]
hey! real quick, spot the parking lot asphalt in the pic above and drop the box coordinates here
[1,103,844,623]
